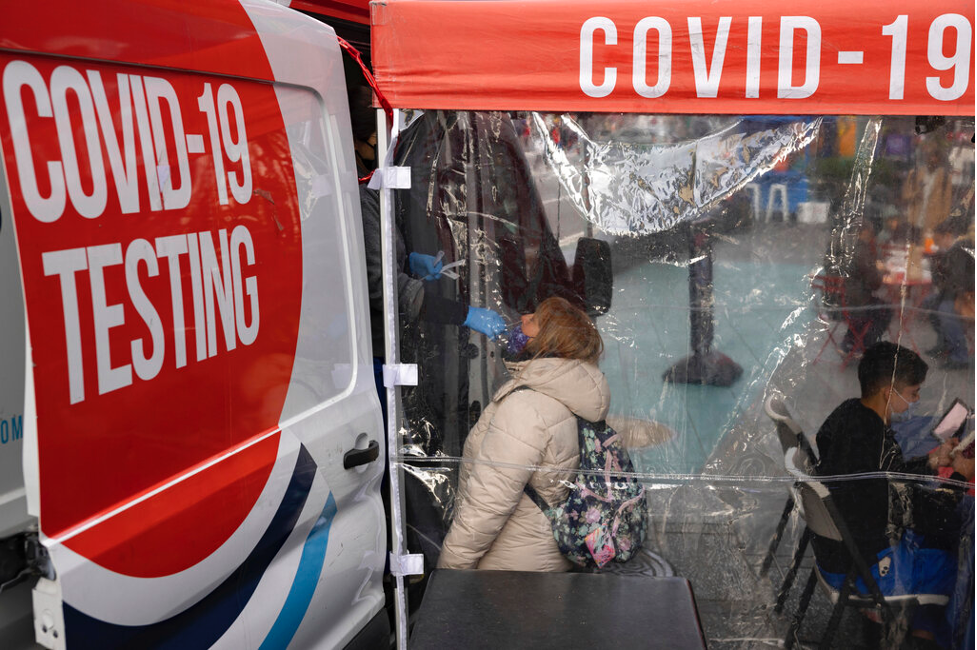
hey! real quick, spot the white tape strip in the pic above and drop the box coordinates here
[367,165,411,190]
[383,166,411,189]
[382,363,418,388]
[388,552,424,577]
[367,166,381,189]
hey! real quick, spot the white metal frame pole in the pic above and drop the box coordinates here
[378,107,410,649]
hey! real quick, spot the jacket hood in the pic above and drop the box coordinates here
[494,357,610,422]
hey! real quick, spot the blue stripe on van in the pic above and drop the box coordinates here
[62,445,317,649]
[258,491,338,650]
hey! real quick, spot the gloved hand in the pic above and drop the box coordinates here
[464,307,507,338]
[408,252,443,280]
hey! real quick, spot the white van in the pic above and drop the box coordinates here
[0,1,388,647]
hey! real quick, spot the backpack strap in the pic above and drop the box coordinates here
[523,483,550,512]
[575,414,607,430]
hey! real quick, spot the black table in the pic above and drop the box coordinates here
[410,569,707,649]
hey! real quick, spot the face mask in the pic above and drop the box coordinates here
[889,390,918,422]
[506,323,531,356]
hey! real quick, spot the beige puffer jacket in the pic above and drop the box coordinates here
[438,357,610,572]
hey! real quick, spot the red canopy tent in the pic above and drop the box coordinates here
[371,0,973,114]
[366,3,974,648]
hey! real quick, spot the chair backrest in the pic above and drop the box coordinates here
[764,394,818,465]
[784,441,816,479]
[785,448,936,615]
[784,448,843,541]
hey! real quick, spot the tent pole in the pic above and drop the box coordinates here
[379,107,411,650]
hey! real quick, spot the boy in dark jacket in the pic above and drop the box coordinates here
[814,342,972,645]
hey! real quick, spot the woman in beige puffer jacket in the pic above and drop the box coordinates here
[438,297,608,572]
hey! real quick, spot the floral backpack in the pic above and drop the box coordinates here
[523,411,647,569]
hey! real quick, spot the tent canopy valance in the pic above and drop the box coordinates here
[370,0,974,115]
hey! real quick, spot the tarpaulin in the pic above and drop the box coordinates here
[370,0,975,115]
[384,110,976,647]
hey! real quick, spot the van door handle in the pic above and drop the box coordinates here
[344,440,380,469]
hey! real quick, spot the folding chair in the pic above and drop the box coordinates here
[811,274,870,369]
[782,449,949,650]
[760,395,818,614]
[764,394,817,467]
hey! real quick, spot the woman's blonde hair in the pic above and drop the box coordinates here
[524,297,603,364]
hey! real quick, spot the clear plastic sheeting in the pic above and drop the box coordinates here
[385,111,975,649]
[532,112,822,236]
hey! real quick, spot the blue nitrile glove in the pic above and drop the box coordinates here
[464,307,507,338]
[408,252,443,280]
